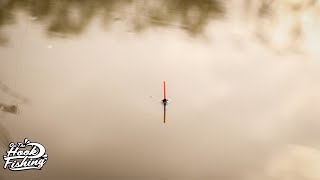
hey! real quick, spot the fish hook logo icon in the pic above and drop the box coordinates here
[3,138,48,171]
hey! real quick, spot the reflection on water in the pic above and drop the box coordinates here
[0,121,10,148]
[0,81,27,154]
[0,0,224,41]
[1,0,319,54]
[0,81,28,104]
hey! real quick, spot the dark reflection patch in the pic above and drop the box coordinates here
[0,0,225,43]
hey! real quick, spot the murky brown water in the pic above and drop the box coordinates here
[1,0,320,180]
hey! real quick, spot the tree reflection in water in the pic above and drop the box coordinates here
[0,0,224,42]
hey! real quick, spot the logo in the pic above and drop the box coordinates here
[3,138,48,171]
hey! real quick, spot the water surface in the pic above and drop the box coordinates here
[1,0,320,180]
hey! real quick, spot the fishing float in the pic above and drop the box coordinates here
[162,81,169,125]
